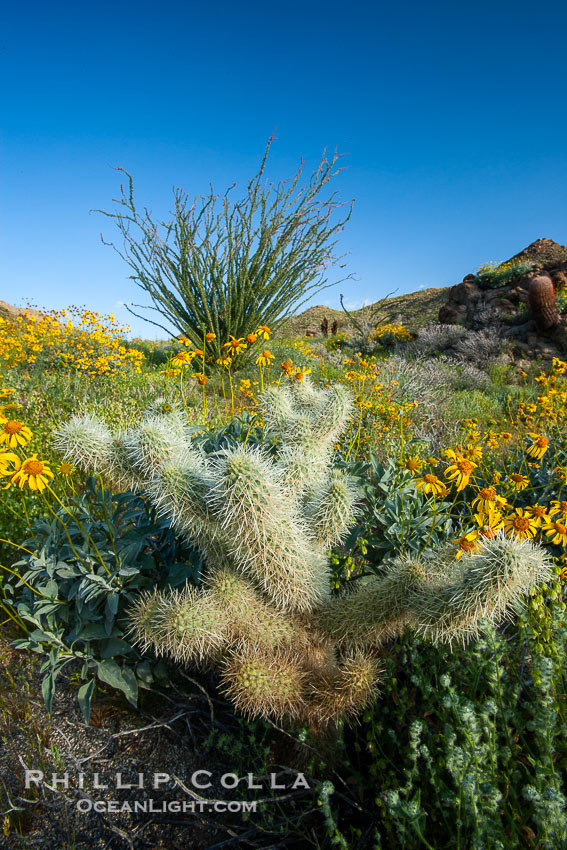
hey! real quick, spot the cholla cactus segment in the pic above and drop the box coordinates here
[306,470,360,547]
[127,587,168,654]
[130,586,231,666]
[220,646,307,721]
[205,568,296,650]
[304,652,381,725]
[261,385,296,434]
[54,414,113,474]
[123,415,187,474]
[412,533,554,646]
[209,445,330,612]
[106,435,148,492]
[309,383,353,441]
[315,558,429,649]
[146,451,215,527]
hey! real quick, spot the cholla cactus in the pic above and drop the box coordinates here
[55,381,553,729]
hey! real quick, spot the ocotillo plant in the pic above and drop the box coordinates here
[56,382,553,728]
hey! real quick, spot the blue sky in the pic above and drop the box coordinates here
[1,0,566,338]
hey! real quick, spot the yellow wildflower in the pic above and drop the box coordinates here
[508,473,530,492]
[526,433,549,460]
[9,455,54,491]
[542,519,567,547]
[453,530,480,558]
[0,419,33,448]
[503,508,539,541]
[415,474,447,497]
[256,350,275,367]
[444,450,477,492]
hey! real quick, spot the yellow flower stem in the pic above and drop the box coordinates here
[228,366,235,417]
[417,499,440,556]
[0,590,30,631]
[0,538,37,558]
[44,486,113,578]
[259,365,264,393]
[0,563,55,600]
[22,498,38,548]
[220,372,227,420]
[38,493,93,572]
[180,368,190,421]
[243,413,258,448]
[345,403,363,461]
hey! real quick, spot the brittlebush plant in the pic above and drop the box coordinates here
[55,381,553,729]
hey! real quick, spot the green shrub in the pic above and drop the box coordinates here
[97,139,353,358]
[476,259,535,289]
[6,478,201,721]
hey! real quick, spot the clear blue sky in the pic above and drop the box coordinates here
[2,0,566,338]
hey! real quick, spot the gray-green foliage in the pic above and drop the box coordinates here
[55,382,553,727]
[356,590,567,849]
[7,482,199,721]
[96,140,353,356]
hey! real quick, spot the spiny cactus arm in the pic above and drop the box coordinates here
[304,470,360,547]
[313,559,429,649]
[54,415,114,474]
[410,533,554,646]
[260,385,295,434]
[306,382,354,441]
[122,414,188,475]
[128,585,231,666]
[219,645,308,721]
[146,451,215,526]
[302,652,381,725]
[287,377,322,411]
[104,435,149,492]
[208,445,331,612]
[205,567,296,650]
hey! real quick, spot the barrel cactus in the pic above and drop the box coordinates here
[528,274,559,331]
[55,381,553,728]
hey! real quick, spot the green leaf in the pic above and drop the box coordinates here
[77,679,95,723]
[100,638,133,659]
[42,672,56,714]
[96,660,138,706]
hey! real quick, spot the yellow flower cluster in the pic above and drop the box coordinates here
[371,323,413,342]
[0,307,145,377]
[340,353,417,449]
[0,380,70,491]
[394,360,567,563]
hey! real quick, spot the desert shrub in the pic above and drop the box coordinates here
[445,388,503,422]
[376,354,489,402]
[347,590,567,849]
[97,139,352,359]
[412,323,469,353]
[454,329,503,366]
[476,259,535,289]
[6,479,201,721]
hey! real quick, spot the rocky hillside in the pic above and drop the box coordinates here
[279,287,448,337]
[437,238,567,359]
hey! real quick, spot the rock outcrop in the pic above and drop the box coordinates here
[438,239,567,360]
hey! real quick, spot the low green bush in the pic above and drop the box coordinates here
[6,478,201,721]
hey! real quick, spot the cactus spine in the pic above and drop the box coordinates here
[528,274,559,330]
[56,381,553,729]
